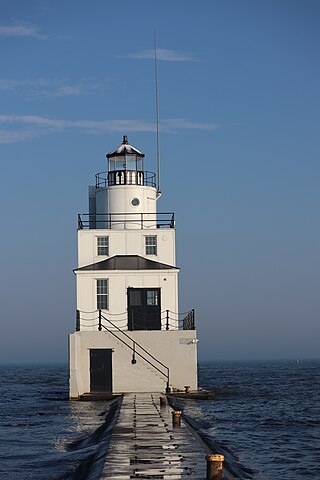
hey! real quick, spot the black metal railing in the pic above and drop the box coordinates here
[182,310,195,330]
[76,308,195,332]
[95,170,156,188]
[78,212,175,230]
[163,309,195,331]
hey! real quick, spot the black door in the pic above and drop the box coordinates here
[128,288,161,330]
[90,349,113,392]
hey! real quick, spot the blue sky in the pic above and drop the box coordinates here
[0,0,319,363]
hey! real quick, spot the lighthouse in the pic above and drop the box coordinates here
[69,136,198,398]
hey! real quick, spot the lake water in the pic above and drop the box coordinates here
[0,360,319,479]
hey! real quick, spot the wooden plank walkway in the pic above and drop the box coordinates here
[100,393,211,479]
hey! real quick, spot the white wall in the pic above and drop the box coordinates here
[78,228,176,268]
[69,330,198,397]
[93,184,157,230]
[76,269,179,330]
[107,184,156,216]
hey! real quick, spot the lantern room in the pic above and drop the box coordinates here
[95,135,156,188]
[108,135,145,171]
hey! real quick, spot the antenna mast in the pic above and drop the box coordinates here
[154,30,161,197]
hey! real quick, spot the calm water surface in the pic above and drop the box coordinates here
[0,361,319,479]
[190,360,320,479]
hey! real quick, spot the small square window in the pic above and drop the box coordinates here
[129,290,141,306]
[146,290,158,306]
[97,237,109,256]
[145,236,157,255]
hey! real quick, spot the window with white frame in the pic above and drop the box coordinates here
[97,236,109,256]
[145,235,157,255]
[97,279,108,310]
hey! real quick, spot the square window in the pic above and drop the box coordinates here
[97,237,109,256]
[146,290,158,306]
[129,290,141,306]
[145,236,157,255]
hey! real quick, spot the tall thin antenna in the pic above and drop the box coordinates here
[154,30,161,197]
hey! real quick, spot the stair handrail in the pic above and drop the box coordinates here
[100,312,169,373]
[99,311,170,391]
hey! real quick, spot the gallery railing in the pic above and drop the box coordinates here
[95,170,156,188]
[77,212,175,230]
[76,309,195,332]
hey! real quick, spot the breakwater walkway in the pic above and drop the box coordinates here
[100,393,232,479]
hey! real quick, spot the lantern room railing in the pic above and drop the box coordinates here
[95,170,156,188]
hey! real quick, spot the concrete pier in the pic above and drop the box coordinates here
[100,393,218,479]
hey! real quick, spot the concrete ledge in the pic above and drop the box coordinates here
[168,391,214,400]
[80,393,123,401]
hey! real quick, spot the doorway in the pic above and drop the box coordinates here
[127,288,161,330]
[90,349,113,392]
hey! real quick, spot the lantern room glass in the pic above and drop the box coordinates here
[108,155,144,172]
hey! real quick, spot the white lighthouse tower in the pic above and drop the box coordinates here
[69,136,198,399]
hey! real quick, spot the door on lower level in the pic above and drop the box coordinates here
[90,349,113,392]
[128,288,161,331]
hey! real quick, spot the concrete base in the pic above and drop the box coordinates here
[169,391,214,399]
[69,330,198,398]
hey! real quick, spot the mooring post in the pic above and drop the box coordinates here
[206,454,224,480]
[160,394,167,407]
[172,410,182,427]
[184,385,191,394]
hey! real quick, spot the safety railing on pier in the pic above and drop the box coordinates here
[77,212,175,230]
[77,309,170,392]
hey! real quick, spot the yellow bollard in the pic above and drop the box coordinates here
[172,410,182,427]
[206,454,224,480]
